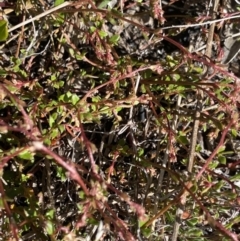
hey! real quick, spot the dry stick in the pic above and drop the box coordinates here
[160,12,240,30]
[8,1,71,33]
[141,158,239,241]
[157,165,239,240]
[171,1,220,240]
[58,6,240,32]
[152,95,182,232]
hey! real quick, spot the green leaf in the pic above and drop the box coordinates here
[187,227,203,237]
[213,180,224,191]
[58,124,65,133]
[78,191,85,199]
[208,160,219,169]
[59,91,72,103]
[140,84,146,93]
[177,135,188,145]
[56,166,67,181]
[44,138,51,145]
[69,48,75,58]
[66,91,72,98]
[46,209,55,219]
[21,174,29,182]
[90,26,96,32]
[98,0,110,8]
[71,94,79,105]
[18,150,34,161]
[231,128,238,137]
[45,220,54,235]
[138,215,149,227]
[99,30,108,38]
[218,155,226,165]
[190,182,198,193]
[54,0,64,6]
[109,34,120,45]
[138,148,144,157]
[217,145,225,153]
[91,96,101,102]
[226,215,240,229]
[50,128,59,139]
[141,227,152,238]
[76,51,86,60]
[230,172,240,181]
[186,217,199,226]
[49,115,55,128]
[0,69,7,76]
[0,20,8,42]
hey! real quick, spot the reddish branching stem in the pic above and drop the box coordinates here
[196,119,235,179]
[32,142,90,196]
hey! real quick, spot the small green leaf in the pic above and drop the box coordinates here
[218,155,226,165]
[58,124,65,133]
[49,115,55,128]
[141,226,152,238]
[231,128,238,137]
[69,48,75,58]
[21,174,29,182]
[138,148,144,157]
[90,26,96,32]
[186,217,199,226]
[190,182,198,193]
[18,150,34,161]
[98,0,110,8]
[217,145,225,153]
[99,30,108,38]
[140,84,146,93]
[230,172,240,182]
[66,91,72,98]
[71,94,79,105]
[59,92,72,103]
[45,220,54,235]
[53,80,64,89]
[46,209,55,219]
[91,96,101,103]
[209,160,219,169]
[0,69,7,76]
[0,20,8,42]
[50,128,59,139]
[177,135,188,145]
[78,191,85,199]
[109,34,120,44]
[56,166,67,181]
[187,228,203,237]
[213,180,224,191]
[54,0,64,6]
[44,138,51,145]
[76,52,86,60]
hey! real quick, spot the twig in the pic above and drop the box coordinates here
[32,141,90,195]
[153,95,181,213]
[196,119,234,180]
[160,12,240,30]
[8,1,71,33]
[171,1,220,240]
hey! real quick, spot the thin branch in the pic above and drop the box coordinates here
[161,12,240,30]
[171,0,220,240]
[8,1,71,33]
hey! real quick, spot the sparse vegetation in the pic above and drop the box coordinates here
[0,0,240,240]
